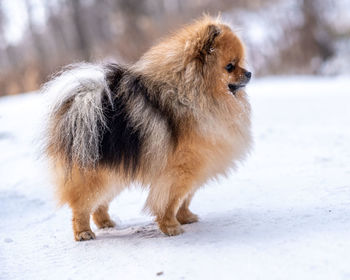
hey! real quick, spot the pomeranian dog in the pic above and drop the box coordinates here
[43,16,252,241]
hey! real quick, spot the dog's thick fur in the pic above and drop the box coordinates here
[43,16,252,241]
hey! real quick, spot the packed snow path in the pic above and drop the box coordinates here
[1,77,350,280]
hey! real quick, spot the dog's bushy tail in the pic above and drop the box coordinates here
[43,63,111,169]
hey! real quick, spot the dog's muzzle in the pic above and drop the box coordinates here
[228,71,252,94]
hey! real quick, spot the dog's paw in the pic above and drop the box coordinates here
[159,223,184,236]
[74,230,96,241]
[177,211,199,225]
[96,219,116,229]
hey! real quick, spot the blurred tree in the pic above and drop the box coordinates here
[45,1,69,56]
[0,0,4,47]
[0,0,348,96]
[0,0,9,68]
[301,0,333,64]
[71,0,91,61]
[24,0,47,68]
[0,0,6,93]
[117,0,151,61]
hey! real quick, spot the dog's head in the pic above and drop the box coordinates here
[134,16,251,105]
[184,18,251,98]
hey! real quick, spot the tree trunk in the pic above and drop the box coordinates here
[71,0,91,61]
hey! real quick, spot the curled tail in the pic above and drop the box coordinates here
[43,63,112,170]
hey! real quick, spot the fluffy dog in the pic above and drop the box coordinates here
[43,16,252,241]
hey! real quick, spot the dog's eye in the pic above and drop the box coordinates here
[225,63,235,73]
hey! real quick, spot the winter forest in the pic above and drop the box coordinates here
[0,0,349,96]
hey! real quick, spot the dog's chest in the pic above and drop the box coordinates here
[194,102,252,176]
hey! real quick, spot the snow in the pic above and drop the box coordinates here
[1,76,350,280]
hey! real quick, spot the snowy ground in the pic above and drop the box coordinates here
[1,76,350,280]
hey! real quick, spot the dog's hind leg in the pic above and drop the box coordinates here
[176,192,199,225]
[92,204,116,229]
[55,164,111,241]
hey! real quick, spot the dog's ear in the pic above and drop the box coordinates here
[196,24,221,63]
[202,24,221,54]
[182,21,221,64]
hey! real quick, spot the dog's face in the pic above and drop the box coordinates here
[213,25,251,96]
[219,29,251,95]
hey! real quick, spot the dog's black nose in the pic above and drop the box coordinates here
[245,71,252,79]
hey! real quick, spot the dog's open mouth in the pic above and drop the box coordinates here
[228,83,246,94]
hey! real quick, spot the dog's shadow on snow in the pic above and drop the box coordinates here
[96,222,164,240]
[94,206,347,244]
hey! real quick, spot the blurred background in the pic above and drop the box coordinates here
[1,2,350,277]
[0,0,349,96]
